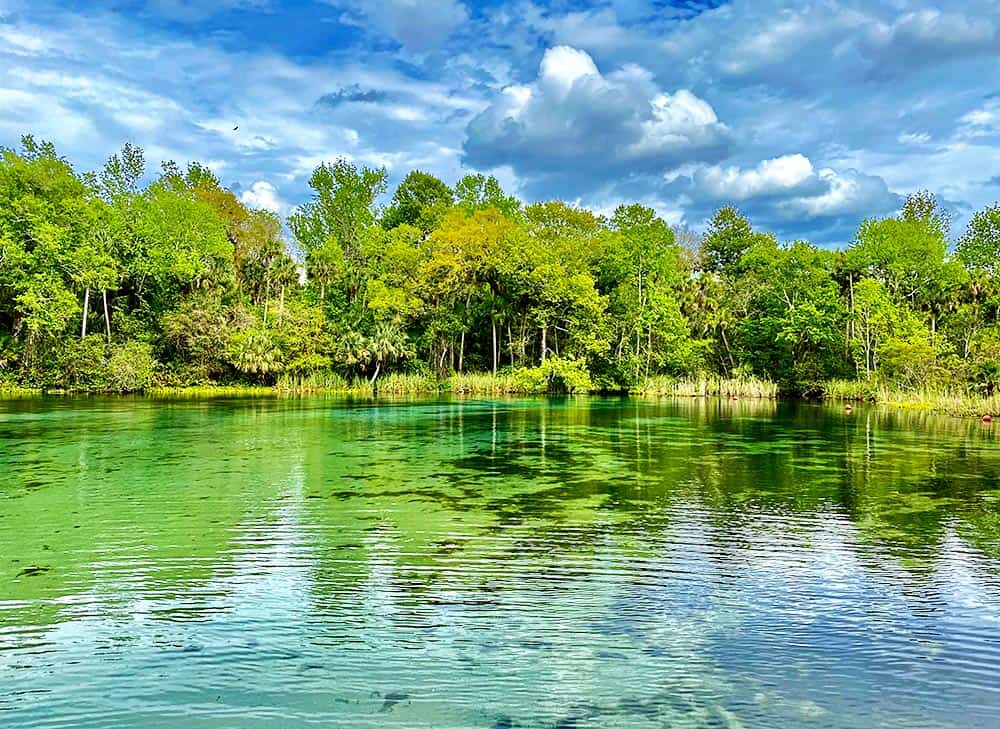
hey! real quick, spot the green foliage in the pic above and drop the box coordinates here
[58,336,109,390]
[956,204,1000,276]
[107,342,156,392]
[382,170,454,233]
[699,206,773,274]
[227,328,283,382]
[513,356,593,394]
[3,136,1000,407]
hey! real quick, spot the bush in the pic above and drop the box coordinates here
[513,357,593,394]
[58,336,108,389]
[107,342,157,392]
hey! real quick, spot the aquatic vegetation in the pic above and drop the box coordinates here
[637,375,779,399]
[818,379,1000,416]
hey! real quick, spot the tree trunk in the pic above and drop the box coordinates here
[720,328,735,374]
[541,326,547,365]
[492,318,498,375]
[103,290,111,342]
[459,330,466,373]
[81,287,90,339]
[508,325,514,367]
[646,327,652,379]
[438,345,448,378]
[370,360,381,385]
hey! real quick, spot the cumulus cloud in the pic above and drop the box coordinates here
[666,155,900,242]
[463,46,731,196]
[239,180,284,213]
[692,154,820,201]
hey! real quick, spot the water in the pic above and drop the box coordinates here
[1,396,999,728]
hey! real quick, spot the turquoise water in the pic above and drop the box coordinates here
[1,396,999,727]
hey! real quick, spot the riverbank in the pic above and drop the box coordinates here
[5,375,999,418]
[816,379,1000,418]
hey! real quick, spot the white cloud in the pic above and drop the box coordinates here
[864,9,999,63]
[239,180,284,213]
[782,167,895,219]
[463,46,731,194]
[959,100,999,136]
[336,0,468,51]
[898,131,932,146]
[0,26,46,55]
[694,154,816,200]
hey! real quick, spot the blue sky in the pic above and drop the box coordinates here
[1,0,998,244]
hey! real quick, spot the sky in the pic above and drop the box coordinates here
[1,0,998,244]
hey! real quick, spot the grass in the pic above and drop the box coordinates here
[636,375,779,399]
[446,372,523,394]
[817,379,1000,417]
[7,370,997,418]
[0,384,41,397]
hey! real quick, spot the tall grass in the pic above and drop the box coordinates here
[275,371,351,392]
[0,384,41,397]
[374,372,438,394]
[637,375,779,399]
[447,372,522,394]
[817,379,1000,416]
[147,385,280,397]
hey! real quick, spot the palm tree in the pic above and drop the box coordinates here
[228,329,282,383]
[367,322,411,385]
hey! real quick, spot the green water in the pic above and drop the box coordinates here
[1,396,999,728]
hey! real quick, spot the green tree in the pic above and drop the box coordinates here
[957,204,1000,276]
[699,206,773,275]
[382,170,454,233]
[289,160,387,305]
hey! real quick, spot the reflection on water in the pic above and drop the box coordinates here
[1,396,999,728]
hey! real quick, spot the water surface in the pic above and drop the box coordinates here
[2,396,999,728]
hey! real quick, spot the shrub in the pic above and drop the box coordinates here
[58,336,108,390]
[513,357,593,394]
[107,342,157,392]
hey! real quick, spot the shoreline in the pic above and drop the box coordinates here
[3,376,998,418]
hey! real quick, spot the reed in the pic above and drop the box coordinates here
[637,375,779,399]
[147,385,280,397]
[373,372,439,394]
[817,380,1000,417]
[446,372,522,394]
[275,371,352,392]
[0,385,41,397]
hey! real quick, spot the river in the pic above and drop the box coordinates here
[2,396,998,727]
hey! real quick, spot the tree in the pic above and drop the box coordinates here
[454,174,520,217]
[382,170,454,233]
[737,241,845,384]
[957,204,1000,276]
[289,160,387,304]
[699,206,772,275]
[366,322,412,384]
[602,205,692,383]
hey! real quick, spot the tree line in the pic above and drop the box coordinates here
[1,135,999,394]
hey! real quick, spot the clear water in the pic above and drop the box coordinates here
[1,396,999,728]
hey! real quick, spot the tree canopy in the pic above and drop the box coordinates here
[2,136,999,395]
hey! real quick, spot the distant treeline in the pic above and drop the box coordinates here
[1,135,999,395]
